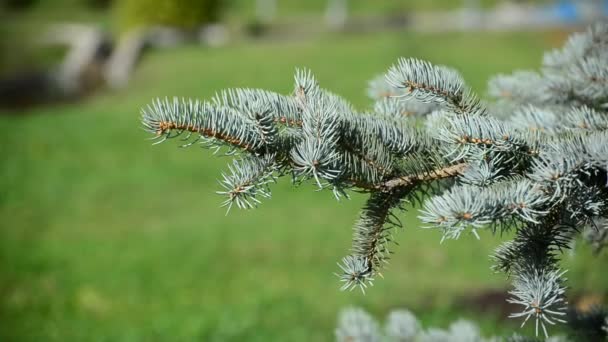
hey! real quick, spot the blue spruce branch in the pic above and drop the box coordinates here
[140,22,608,338]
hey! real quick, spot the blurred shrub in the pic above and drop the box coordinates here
[1,0,38,10]
[244,19,268,38]
[86,0,111,9]
[114,0,222,32]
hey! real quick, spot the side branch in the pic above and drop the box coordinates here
[380,163,467,190]
[156,121,254,151]
[342,145,392,176]
[274,117,303,127]
[404,80,461,106]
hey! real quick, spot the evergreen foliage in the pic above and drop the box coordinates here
[140,23,608,338]
[334,306,572,342]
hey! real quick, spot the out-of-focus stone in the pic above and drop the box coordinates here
[199,24,229,47]
[103,29,147,89]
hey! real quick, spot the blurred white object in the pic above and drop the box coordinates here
[460,0,482,30]
[44,23,109,94]
[147,26,189,48]
[104,29,147,89]
[256,0,276,24]
[199,24,229,47]
[325,0,348,30]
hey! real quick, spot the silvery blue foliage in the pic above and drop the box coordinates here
[386,58,486,116]
[368,74,439,119]
[447,320,485,342]
[385,309,421,341]
[491,22,608,110]
[216,155,277,212]
[510,106,559,132]
[335,307,381,342]
[141,22,608,338]
[386,59,466,109]
[339,307,534,342]
[419,179,548,240]
[507,268,568,338]
[507,334,569,342]
[488,71,550,106]
[336,255,373,293]
[458,159,504,186]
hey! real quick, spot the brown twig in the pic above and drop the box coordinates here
[156,121,253,151]
[379,163,468,191]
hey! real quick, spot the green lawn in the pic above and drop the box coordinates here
[1,30,606,341]
[227,0,514,17]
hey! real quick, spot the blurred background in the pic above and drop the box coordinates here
[1,0,607,340]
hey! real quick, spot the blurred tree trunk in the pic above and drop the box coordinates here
[461,0,482,30]
[104,29,147,89]
[463,0,480,9]
[325,0,348,30]
[256,0,276,24]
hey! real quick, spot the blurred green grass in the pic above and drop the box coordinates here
[227,0,514,16]
[0,0,551,73]
[1,30,606,341]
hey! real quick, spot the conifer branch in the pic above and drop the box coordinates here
[217,155,277,212]
[386,58,484,115]
[153,119,255,151]
[338,189,408,292]
[140,22,608,338]
[142,97,266,152]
